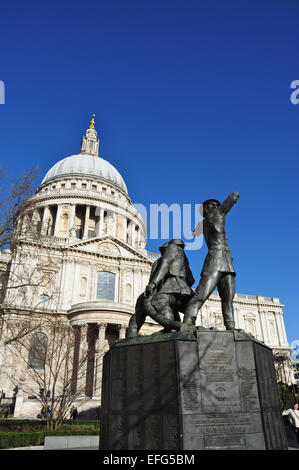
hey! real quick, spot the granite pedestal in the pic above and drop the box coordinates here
[100,330,288,450]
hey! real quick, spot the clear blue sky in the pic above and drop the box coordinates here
[0,0,298,346]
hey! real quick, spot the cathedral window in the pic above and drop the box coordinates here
[245,317,256,336]
[96,272,115,301]
[28,332,48,370]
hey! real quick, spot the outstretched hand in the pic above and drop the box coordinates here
[230,191,239,201]
[144,282,156,298]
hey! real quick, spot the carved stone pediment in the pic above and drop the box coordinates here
[97,241,120,257]
[67,235,151,261]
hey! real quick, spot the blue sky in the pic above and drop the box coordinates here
[0,0,298,346]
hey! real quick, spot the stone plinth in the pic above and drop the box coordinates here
[100,330,288,450]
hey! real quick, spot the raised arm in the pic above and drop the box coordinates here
[220,191,239,214]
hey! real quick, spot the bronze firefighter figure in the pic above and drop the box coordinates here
[181,191,239,332]
[126,238,195,338]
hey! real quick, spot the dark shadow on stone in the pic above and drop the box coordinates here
[78,407,98,420]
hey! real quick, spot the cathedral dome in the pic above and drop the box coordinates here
[41,153,128,194]
[40,114,128,194]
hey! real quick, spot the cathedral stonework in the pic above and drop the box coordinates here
[0,117,291,418]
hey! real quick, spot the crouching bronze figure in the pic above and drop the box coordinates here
[126,239,195,338]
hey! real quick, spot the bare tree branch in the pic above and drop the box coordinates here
[0,166,40,250]
[6,315,90,429]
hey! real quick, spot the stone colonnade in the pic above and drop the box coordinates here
[73,322,127,400]
[21,203,144,247]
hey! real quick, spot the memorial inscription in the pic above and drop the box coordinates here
[101,332,287,450]
[105,340,181,450]
[198,332,240,412]
[207,371,233,382]
[182,379,199,411]
[177,340,201,414]
[239,368,259,411]
[164,415,180,449]
[204,434,245,450]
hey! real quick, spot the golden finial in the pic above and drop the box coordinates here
[89,113,95,129]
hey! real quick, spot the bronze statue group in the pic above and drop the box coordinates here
[127,191,240,338]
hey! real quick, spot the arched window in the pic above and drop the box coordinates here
[28,332,48,370]
[96,272,115,301]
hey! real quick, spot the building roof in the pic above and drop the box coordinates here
[41,153,128,194]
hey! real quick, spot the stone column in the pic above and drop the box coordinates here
[77,324,88,396]
[274,311,282,347]
[278,312,288,346]
[137,226,141,248]
[70,204,76,236]
[123,216,127,243]
[57,256,67,310]
[83,205,90,239]
[94,323,107,398]
[113,212,117,237]
[96,208,104,237]
[100,209,105,236]
[259,307,269,344]
[53,205,62,236]
[256,298,266,343]
[41,206,50,235]
[119,268,123,303]
[31,209,41,234]
[118,324,127,340]
[131,222,136,247]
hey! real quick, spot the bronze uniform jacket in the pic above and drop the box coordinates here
[201,207,236,276]
[149,240,195,295]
